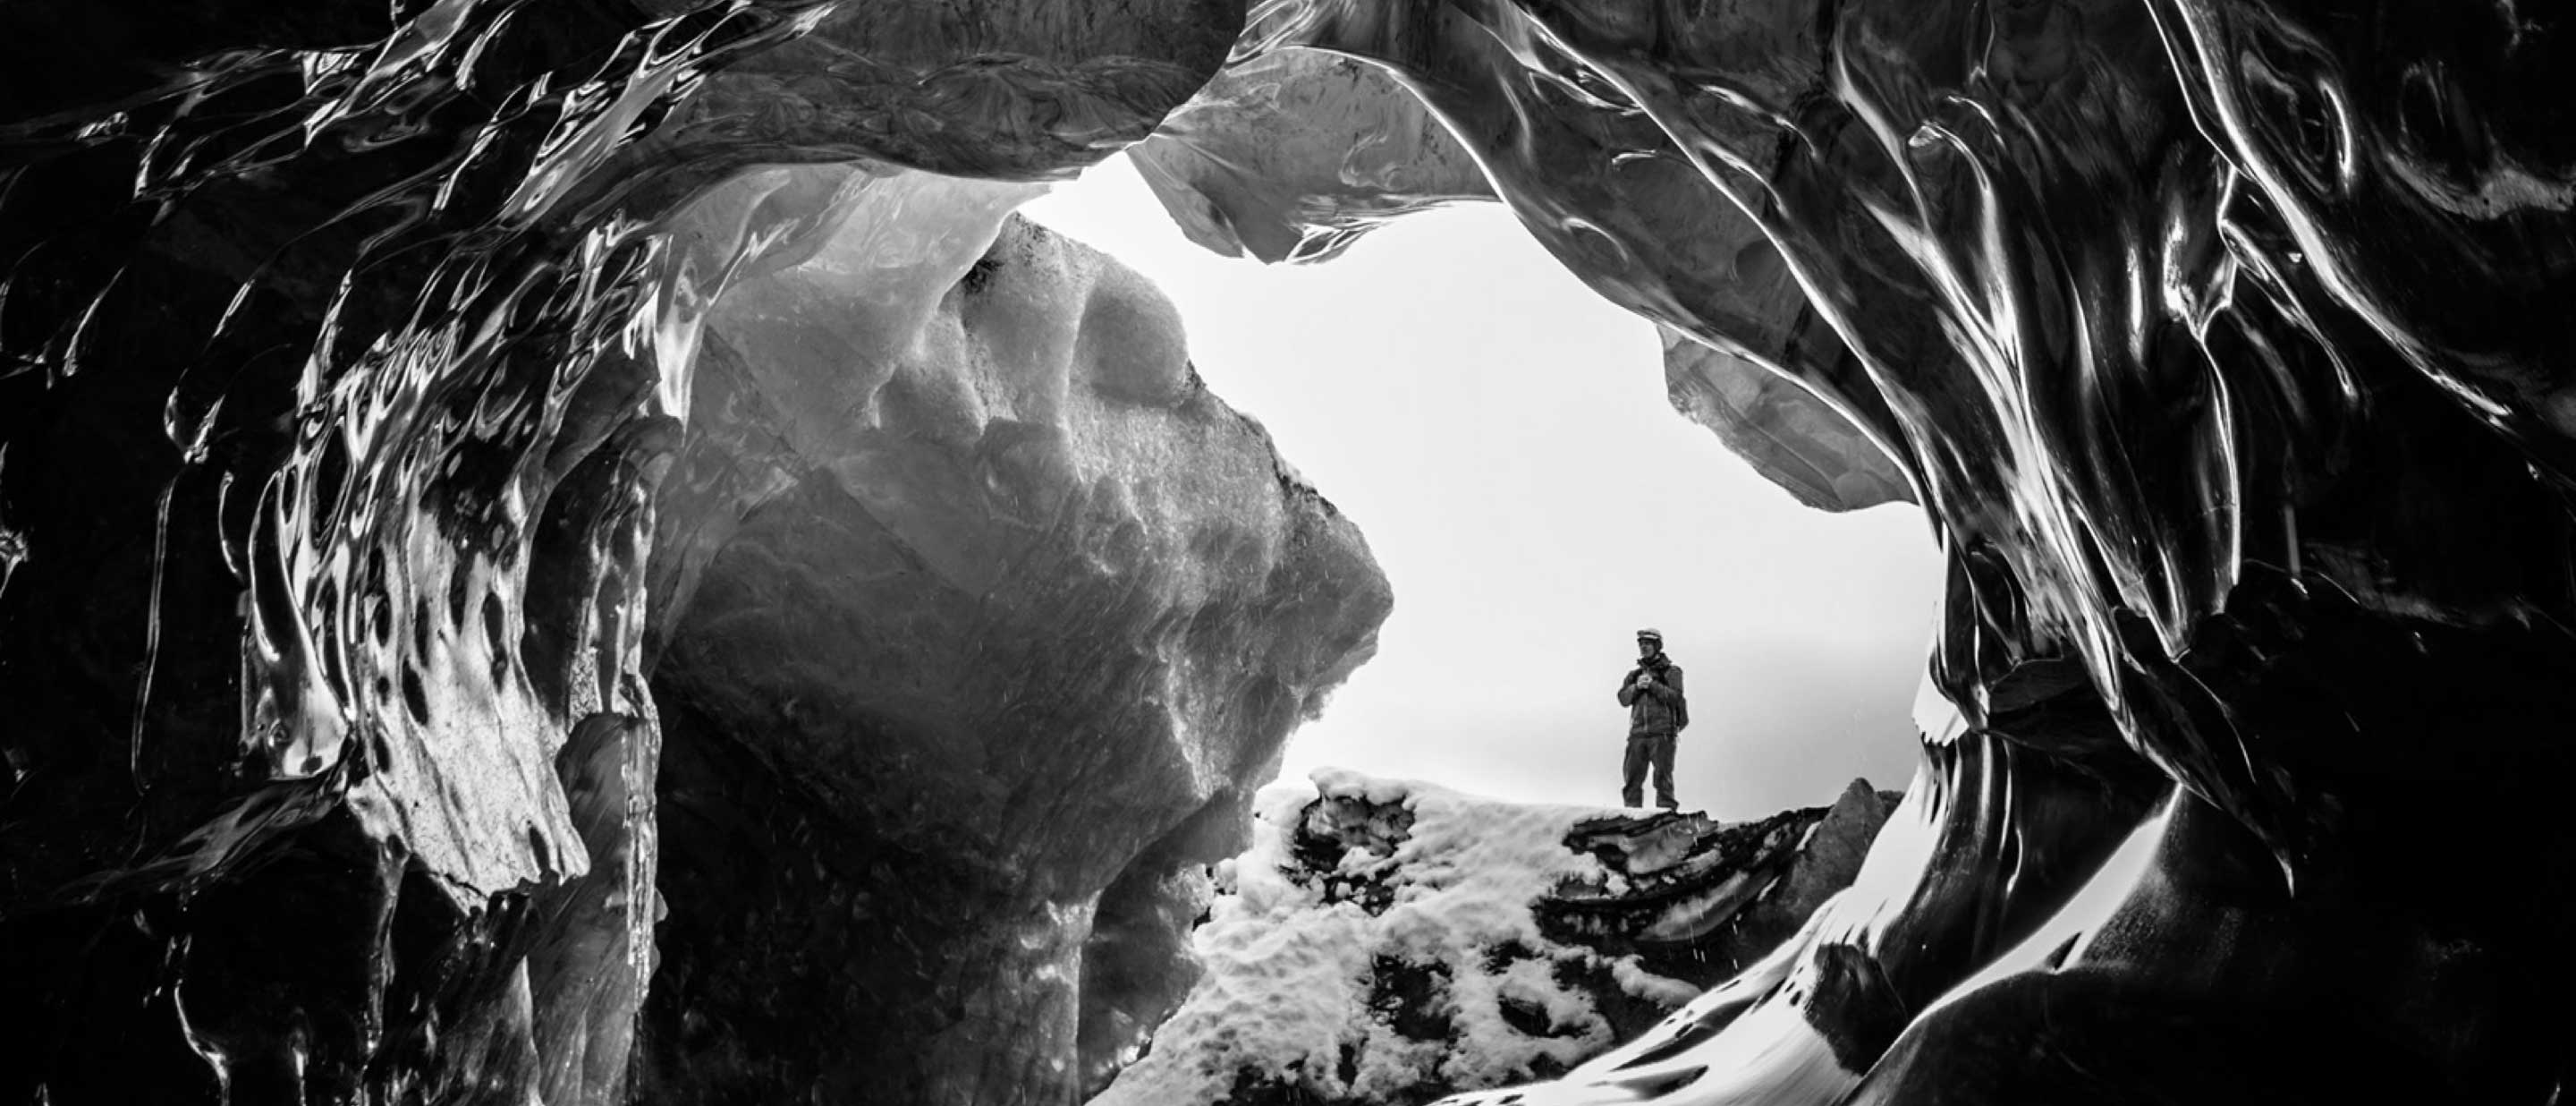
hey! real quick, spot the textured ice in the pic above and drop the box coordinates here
[4,0,2574,1103]
[1657,328,1915,512]
[1173,4,2576,1102]
[1126,47,1916,514]
[641,166,1391,1102]
[0,19,1390,1094]
[1130,50,1496,263]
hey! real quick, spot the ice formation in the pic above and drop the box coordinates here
[2,0,2573,1104]
[1128,48,1918,513]
[0,35,1392,1098]
[1143,3,2576,1102]
[641,167,1390,1102]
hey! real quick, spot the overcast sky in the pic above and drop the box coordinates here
[1022,157,1945,821]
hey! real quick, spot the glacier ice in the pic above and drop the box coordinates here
[3,0,2574,1103]
[640,165,1389,1103]
[0,14,1389,1096]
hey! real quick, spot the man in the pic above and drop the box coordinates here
[1615,628,1689,810]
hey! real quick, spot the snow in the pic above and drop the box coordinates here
[1089,769,1700,1105]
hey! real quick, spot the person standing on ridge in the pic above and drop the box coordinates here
[1616,628,1689,811]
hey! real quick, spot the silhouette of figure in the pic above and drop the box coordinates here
[1616,628,1688,810]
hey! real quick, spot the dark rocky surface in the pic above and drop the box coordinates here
[1542,780,1897,991]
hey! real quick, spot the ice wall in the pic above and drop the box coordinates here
[639,165,1389,1103]
[1128,45,1918,512]
[0,3,1395,1102]
[1169,3,2576,1102]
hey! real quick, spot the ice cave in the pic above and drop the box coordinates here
[2,1,2572,1104]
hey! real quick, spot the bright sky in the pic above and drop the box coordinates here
[1023,157,1945,821]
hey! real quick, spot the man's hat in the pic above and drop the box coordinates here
[1635,627,1663,642]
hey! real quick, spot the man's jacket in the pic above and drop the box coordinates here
[1616,655,1688,737]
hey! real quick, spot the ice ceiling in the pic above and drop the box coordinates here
[1,1,2572,1104]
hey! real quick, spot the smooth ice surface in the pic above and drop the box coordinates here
[1125,48,1916,514]
[1158,3,2576,1102]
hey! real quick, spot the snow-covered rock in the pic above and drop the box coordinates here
[1090,771,1894,1106]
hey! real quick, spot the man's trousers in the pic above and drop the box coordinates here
[1622,734,1677,810]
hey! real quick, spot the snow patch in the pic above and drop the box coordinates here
[1089,769,1695,1105]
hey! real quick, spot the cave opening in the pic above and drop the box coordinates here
[618,150,1949,1104]
[1021,156,1942,821]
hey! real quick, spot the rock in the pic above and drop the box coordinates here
[1090,771,1895,1106]
[1542,778,1891,988]
[1723,778,1895,957]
